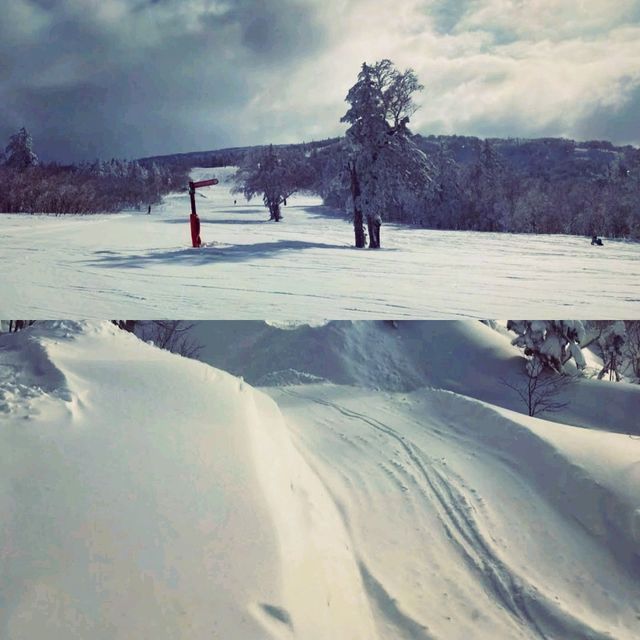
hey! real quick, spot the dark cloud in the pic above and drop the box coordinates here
[0,0,331,162]
[0,0,638,163]
[573,84,640,146]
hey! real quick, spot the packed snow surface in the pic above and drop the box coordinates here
[2,321,639,638]
[1,167,639,319]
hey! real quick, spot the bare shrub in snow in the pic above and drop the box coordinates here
[501,358,576,417]
[138,321,203,359]
[1,321,37,333]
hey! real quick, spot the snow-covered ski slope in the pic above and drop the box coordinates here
[2,321,639,639]
[1,167,639,319]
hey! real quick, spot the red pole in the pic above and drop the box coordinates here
[188,181,201,248]
[189,181,197,216]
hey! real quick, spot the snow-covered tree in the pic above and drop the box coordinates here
[428,140,463,228]
[5,127,38,170]
[341,60,433,248]
[596,321,626,381]
[232,145,312,222]
[507,320,587,373]
[623,321,640,380]
[461,140,511,231]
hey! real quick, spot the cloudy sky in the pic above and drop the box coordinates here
[1,0,639,162]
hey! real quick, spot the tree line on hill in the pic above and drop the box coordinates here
[0,128,189,214]
[228,59,639,242]
[3,57,639,237]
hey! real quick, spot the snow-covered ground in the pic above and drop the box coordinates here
[2,321,639,639]
[1,167,639,319]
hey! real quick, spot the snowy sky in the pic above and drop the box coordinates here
[1,0,639,162]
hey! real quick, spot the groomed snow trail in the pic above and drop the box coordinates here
[269,384,640,640]
[1,168,639,319]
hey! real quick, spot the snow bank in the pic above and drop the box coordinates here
[0,322,376,639]
[192,320,640,434]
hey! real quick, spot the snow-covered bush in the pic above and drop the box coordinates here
[596,321,626,381]
[507,320,587,373]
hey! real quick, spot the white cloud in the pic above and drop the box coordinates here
[2,0,639,159]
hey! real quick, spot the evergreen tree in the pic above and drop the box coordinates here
[5,127,38,170]
[429,140,463,228]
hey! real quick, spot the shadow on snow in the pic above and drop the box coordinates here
[86,239,352,269]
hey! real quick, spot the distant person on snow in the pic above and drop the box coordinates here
[147,205,151,215]
[591,235,603,246]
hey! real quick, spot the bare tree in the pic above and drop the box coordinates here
[138,321,203,359]
[7,320,37,333]
[501,359,575,417]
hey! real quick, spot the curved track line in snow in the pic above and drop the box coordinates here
[279,388,618,640]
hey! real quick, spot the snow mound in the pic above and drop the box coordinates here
[192,320,640,434]
[0,322,376,639]
[0,321,83,417]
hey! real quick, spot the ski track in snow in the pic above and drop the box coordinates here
[1,167,640,318]
[273,386,635,640]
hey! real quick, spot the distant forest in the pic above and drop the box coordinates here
[0,128,188,215]
[3,125,640,239]
[147,134,640,239]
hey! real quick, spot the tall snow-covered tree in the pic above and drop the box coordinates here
[341,60,433,248]
[5,127,38,170]
[232,145,312,222]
